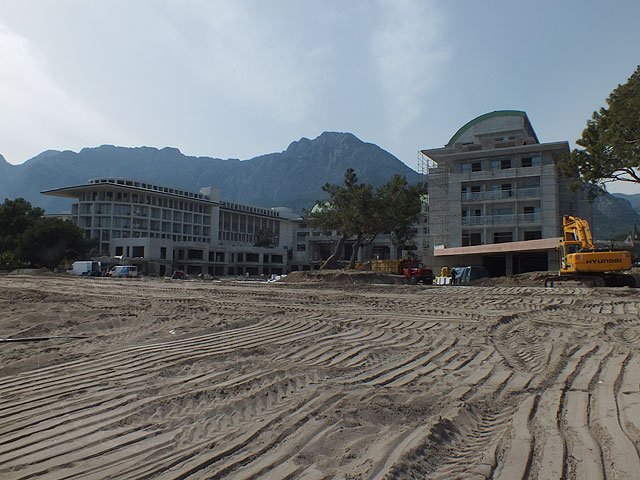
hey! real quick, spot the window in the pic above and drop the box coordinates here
[471,162,482,172]
[132,246,145,257]
[462,232,482,246]
[297,244,306,251]
[471,185,481,193]
[491,158,511,170]
[521,155,542,168]
[524,231,542,240]
[522,206,538,223]
[187,249,203,260]
[494,231,513,243]
[160,247,167,259]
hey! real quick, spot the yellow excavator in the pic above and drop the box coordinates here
[544,215,637,287]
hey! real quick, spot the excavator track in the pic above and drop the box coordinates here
[544,273,638,288]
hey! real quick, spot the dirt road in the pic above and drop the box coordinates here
[1,274,639,479]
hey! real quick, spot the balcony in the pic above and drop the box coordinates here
[517,187,541,198]
[461,213,541,226]
[462,191,494,202]
[520,213,542,223]
[461,186,540,203]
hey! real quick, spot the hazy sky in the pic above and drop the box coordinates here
[1,0,639,193]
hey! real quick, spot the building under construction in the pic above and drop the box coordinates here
[418,110,592,276]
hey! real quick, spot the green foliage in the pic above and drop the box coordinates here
[376,175,424,249]
[0,251,20,270]
[0,198,44,252]
[310,169,379,236]
[560,66,640,187]
[0,197,91,270]
[17,217,92,269]
[306,169,425,268]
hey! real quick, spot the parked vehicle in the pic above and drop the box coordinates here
[109,265,138,278]
[459,266,489,284]
[71,261,101,276]
[402,262,434,285]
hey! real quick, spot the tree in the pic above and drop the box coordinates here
[0,198,91,270]
[17,217,92,269]
[0,198,44,253]
[559,66,640,188]
[376,175,424,256]
[307,169,425,269]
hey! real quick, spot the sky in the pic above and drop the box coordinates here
[0,0,639,194]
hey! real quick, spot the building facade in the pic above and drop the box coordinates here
[43,178,290,276]
[419,110,592,275]
[43,112,585,278]
[43,178,413,275]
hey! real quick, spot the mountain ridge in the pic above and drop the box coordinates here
[1,132,639,241]
[0,132,421,214]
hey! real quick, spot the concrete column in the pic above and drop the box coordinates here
[505,253,513,276]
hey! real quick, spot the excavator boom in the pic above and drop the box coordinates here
[562,215,595,250]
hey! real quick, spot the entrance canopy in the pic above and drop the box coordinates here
[434,237,560,257]
[433,237,561,276]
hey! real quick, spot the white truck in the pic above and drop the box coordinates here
[109,265,138,278]
[71,261,101,276]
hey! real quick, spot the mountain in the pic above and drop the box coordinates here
[593,193,640,240]
[2,133,637,239]
[0,154,14,181]
[612,192,640,214]
[0,132,422,214]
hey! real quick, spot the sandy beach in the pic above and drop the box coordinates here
[1,273,640,479]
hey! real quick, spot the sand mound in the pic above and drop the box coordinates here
[280,269,404,285]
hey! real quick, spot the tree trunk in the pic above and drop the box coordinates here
[349,233,363,269]
[321,235,346,270]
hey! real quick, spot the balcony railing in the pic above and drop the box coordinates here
[461,186,540,202]
[461,213,541,226]
[520,213,541,223]
[517,187,541,198]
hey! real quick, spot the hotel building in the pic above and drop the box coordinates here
[419,110,592,275]
[43,178,290,276]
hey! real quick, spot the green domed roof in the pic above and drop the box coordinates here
[446,110,538,146]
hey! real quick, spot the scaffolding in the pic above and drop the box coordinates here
[417,151,450,264]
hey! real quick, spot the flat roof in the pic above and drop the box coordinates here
[41,182,219,204]
[421,141,569,162]
[434,237,560,257]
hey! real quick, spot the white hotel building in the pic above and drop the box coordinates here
[43,178,293,276]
